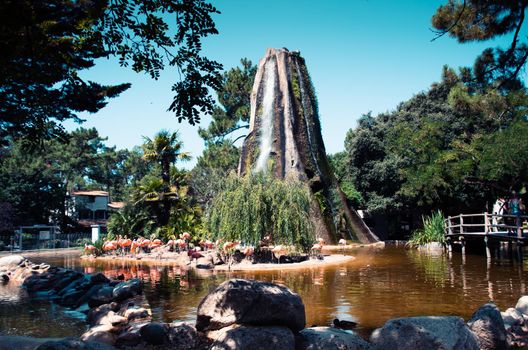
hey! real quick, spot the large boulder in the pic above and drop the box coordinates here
[297,327,370,350]
[35,337,116,350]
[112,279,142,301]
[80,324,118,346]
[209,325,295,350]
[0,335,58,350]
[166,322,201,350]
[516,295,528,315]
[196,279,305,332]
[501,307,525,329]
[0,255,25,268]
[467,302,508,350]
[89,286,115,308]
[87,303,121,326]
[139,322,168,345]
[369,316,479,350]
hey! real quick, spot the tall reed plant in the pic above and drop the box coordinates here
[408,210,445,247]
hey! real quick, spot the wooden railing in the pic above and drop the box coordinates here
[445,213,528,239]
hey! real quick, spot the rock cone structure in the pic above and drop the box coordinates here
[238,48,379,243]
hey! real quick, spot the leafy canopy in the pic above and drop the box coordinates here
[432,0,527,90]
[207,174,315,252]
[0,0,222,144]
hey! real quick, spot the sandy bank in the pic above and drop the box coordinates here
[91,252,354,271]
[214,254,354,271]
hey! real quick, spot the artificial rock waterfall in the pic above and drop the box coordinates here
[238,48,379,244]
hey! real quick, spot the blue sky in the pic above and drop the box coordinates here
[66,0,523,168]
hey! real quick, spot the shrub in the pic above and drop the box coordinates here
[207,173,315,252]
[408,210,445,247]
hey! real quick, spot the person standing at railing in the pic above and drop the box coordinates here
[492,197,507,232]
[508,191,523,236]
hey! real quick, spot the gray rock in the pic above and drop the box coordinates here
[0,335,59,350]
[196,279,305,332]
[140,322,168,345]
[298,327,370,350]
[502,307,524,330]
[80,324,117,346]
[35,337,116,350]
[467,302,508,350]
[89,286,115,308]
[52,272,84,293]
[57,275,90,296]
[516,295,528,315]
[112,279,142,301]
[115,332,142,347]
[74,284,105,309]
[97,311,127,326]
[370,316,479,350]
[209,325,295,350]
[87,303,120,326]
[0,255,25,268]
[124,307,151,322]
[90,273,110,285]
[60,289,88,307]
[167,322,199,350]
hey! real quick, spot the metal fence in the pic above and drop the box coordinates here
[0,231,92,251]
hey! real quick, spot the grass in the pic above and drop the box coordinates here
[408,210,445,247]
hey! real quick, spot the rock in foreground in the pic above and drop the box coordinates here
[369,316,479,350]
[209,325,295,350]
[467,303,508,350]
[196,279,305,332]
[297,327,371,350]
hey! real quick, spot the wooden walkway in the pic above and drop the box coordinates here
[445,213,528,259]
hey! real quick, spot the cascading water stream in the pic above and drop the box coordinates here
[254,59,276,173]
[295,61,322,177]
[296,61,343,237]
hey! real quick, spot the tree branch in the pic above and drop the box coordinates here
[431,0,467,42]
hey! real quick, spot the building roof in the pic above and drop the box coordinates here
[108,201,126,209]
[72,190,109,197]
[77,219,107,227]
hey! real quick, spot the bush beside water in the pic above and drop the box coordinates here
[207,173,315,252]
[408,210,445,247]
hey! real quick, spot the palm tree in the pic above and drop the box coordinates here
[142,130,191,186]
[139,131,191,226]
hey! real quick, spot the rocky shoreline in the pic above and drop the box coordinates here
[2,255,528,349]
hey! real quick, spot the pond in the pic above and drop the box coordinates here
[1,246,527,340]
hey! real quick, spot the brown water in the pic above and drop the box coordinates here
[1,246,527,340]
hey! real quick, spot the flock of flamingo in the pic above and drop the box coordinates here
[83,232,349,264]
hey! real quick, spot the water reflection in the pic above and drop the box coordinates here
[1,247,528,339]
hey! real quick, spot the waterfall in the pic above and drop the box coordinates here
[295,61,322,177]
[254,59,276,173]
[296,61,341,232]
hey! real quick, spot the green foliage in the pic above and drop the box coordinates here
[207,174,315,252]
[0,0,222,145]
[106,130,204,241]
[340,181,364,206]
[476,120,528,189]
[408,211,446,247]
[198,59,257,144]
[0,128,131,228]
[327,151,363,207]
[92,239,106,257]
[432,1,527,90]
[190,140,240,209]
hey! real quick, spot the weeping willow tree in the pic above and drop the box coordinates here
[207,173,315,252]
